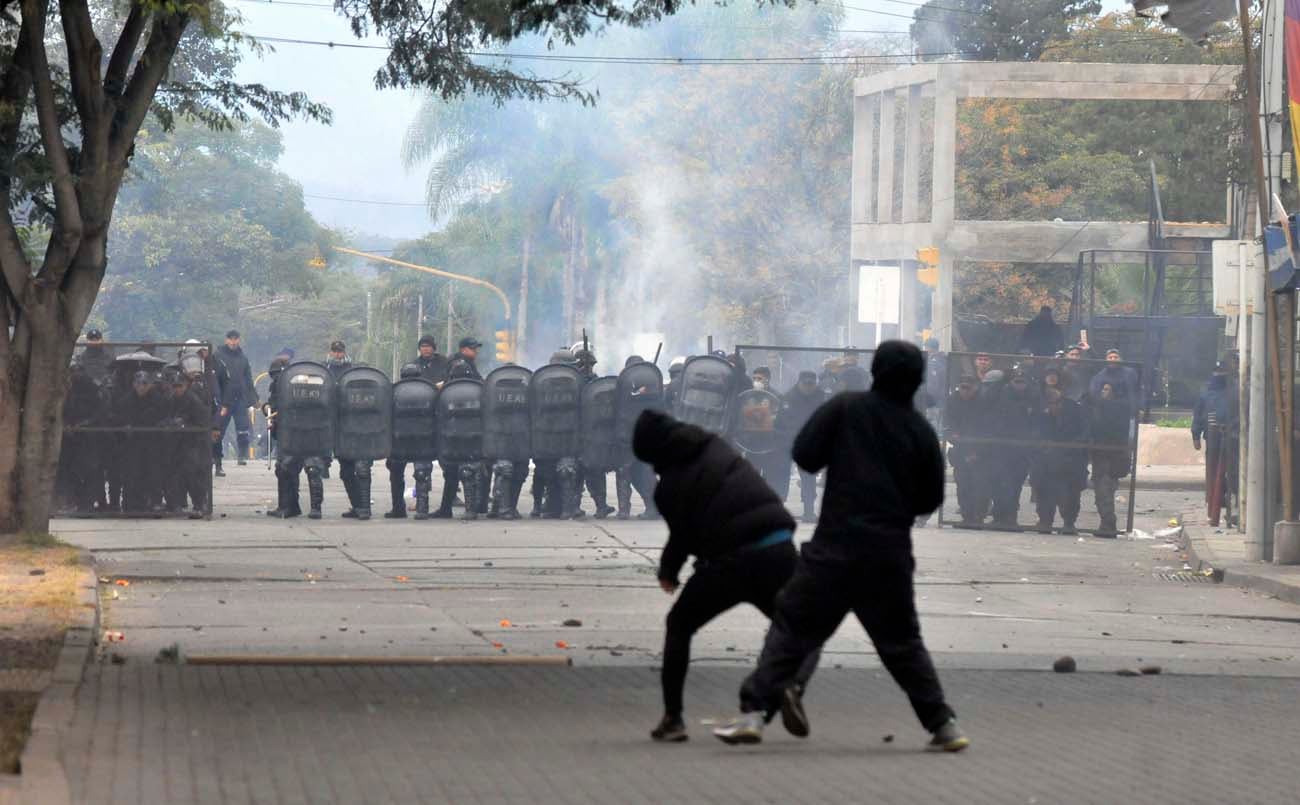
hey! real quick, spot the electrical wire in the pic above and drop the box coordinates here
[305,192,429,206]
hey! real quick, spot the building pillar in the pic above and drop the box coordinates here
[877,90,896,224]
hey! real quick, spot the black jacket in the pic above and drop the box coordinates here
[793,341,944,555]
[1017,310,1065,357]
[445,354,481,381]
[633,410,795,584]
[215,344,257,406]
[76,345,114,385]
[415,353,448,383]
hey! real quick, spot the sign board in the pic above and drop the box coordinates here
[1211,240,1261,316]
[857,264,901,325]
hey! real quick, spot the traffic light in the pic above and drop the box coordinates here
[495,329,513,363]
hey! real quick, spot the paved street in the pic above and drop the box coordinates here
[50,464,1300,803]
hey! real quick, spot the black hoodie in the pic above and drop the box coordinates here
[793,340,944,556]
[633,409,796,584]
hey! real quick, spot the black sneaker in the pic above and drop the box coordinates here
[780,686,810,738]
[214,466,226,478]
[650,714,688,743]
[237,458,247,466]
[383,508,407,519]
[926,718,970,752]
[594,505,615,520]
[341,509,359,519]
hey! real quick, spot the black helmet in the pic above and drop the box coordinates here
[399,363,421,379]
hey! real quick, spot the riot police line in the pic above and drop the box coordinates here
[264,348,759,521]
[935,349,1144,536]
[57,340,216,518]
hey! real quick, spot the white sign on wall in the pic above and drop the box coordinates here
[857,263,901,325]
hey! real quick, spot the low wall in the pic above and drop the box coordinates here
[1136,423,1204,466]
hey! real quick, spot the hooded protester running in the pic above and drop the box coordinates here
[713,340,969,752]
[632,409,819,743]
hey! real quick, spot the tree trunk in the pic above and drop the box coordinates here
[517,233,530,362]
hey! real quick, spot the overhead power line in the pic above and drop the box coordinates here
[250,33,1190,66]
[305,192,429,207]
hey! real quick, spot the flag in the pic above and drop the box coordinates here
[1286,0,1300,164]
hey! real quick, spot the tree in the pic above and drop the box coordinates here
[0,0,326,538]
[910,0,1101,61]
[91,120,334,345]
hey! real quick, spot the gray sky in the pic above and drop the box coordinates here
[231,1,1129,241]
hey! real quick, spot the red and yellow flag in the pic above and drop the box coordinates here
[1287,0,1300,160]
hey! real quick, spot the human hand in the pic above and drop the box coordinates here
[219,406,228,417]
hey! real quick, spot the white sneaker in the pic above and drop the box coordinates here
[712,712,764,745]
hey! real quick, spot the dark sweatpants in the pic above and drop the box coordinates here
[663,540,818,718]
[739,542,954,733]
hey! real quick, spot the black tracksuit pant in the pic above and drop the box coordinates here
[739,541,954,733]
[662,540,818,718]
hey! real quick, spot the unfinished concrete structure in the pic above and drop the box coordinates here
[850,61,1240,349]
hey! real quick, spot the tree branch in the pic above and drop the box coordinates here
[58,0,105,130]
[104,0,148,98]
[110,11,190,165]
[21,0,83,286]
[0,13,34,299]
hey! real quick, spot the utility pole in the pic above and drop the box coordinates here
[1239,0,1278,559]
[446,285,455,353]
[417,292,423,341]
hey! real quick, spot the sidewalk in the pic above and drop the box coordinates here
[1183,522,1300,606]
[58,664,1300,804]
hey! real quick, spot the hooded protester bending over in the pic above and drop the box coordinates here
[633,409,819,743]
[713,340,969,752]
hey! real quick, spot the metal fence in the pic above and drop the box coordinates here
[57,341,214,518]
[937,351,1141,535]
[731,345,877,514]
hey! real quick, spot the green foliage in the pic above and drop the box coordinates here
[911,0,1102,61]
[1156,416,1192,428]
[91,120,337,353]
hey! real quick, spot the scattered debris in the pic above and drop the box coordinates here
[1121,529,1155,540]
[156,644,180,664]
[395,576,409,583]
[103,630,125,643]
[499,619,513,628]
[1140,665,1162,675]
[491,641,504,648]
[562,619,583,627]
[29,568,45,576]
[114,579,131,587]
[1101,631,1112,636]
[555,640,571,649]
[974,596,983,604]
[1115,668,1142,677]
[1052,656,1076,673]
[882,734,895,743]
[110,653,126,665]
[484,561,494,567]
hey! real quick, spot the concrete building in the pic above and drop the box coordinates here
[849,61,1240,349]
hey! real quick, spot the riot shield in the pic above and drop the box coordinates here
[733,388,782,455]
[581,376,620,471]
[482,365,532,461]
[336,366,393,461]
[390,377,438,462]
[437,378,484,462]
[530,363,583,460]
[614,361,664,463]
[673,354,735,434]
[277,361,336,458]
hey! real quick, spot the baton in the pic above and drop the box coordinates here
[652,342,662,366]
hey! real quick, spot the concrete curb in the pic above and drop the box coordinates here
[17,549,99,805]
[1183,526,1300,606]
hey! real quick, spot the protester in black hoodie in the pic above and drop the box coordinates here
[633,409,818,743]
[714,340,969,752]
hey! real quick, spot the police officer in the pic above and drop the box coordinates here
[117,370,165,513]
[778,371,827,523]
[664,356,686,409]
[988,368,1037,528]
[944,374,989,527]
[531,349,583,519]
[414,335,447,382]
[1030,387,1089,534]
[76,329,114,384]
[1090,380,1131,535]
[162,367,212,516]
[446,336,483,381]
[213,330,258,474]
[385,364,435,520]
[303,341,354,519]
[264,353,303,519]
[573,347,614,519]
